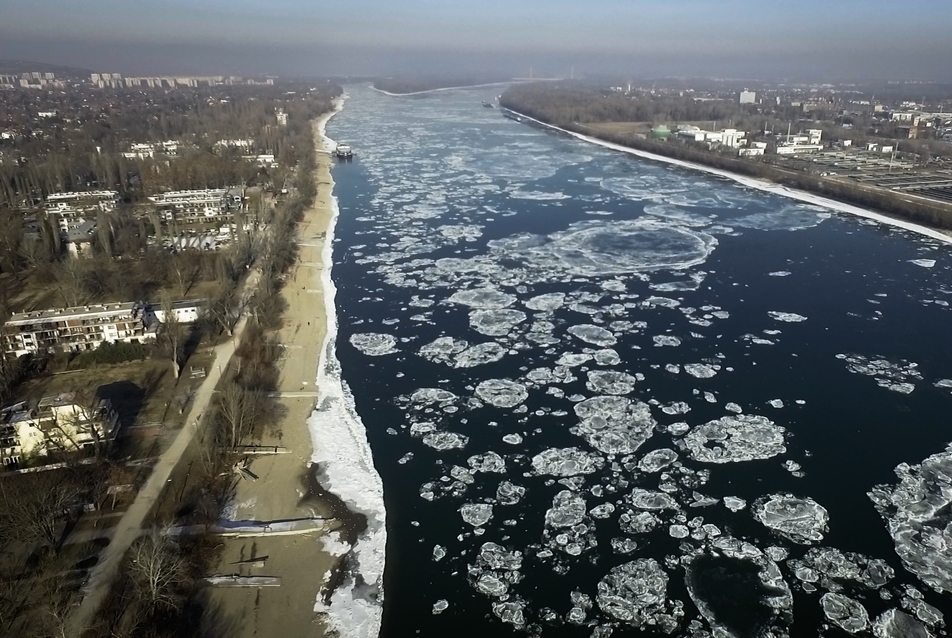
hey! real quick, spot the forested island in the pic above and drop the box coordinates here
[500,82,952,231]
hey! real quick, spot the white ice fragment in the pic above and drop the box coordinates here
[684,363,718,379]
[653,335,682,347]
[725,402,743,414]
[768,311,807,323]
[767,399,784,409]
[723,496,747,512]
[532,447,602,476]
[525,292,566,312]
[423,431,469,450]
[638,448,678,473]
[460,503,494,527]
[432,599,449,614]
[502,433,523,445]
[586,370,637,395]
[909,259,937,268]
[752,493,829,544]
[469,308,527,336]
[568,324,617,347]
[545,490,587,527]
[475,379,529,408]
[596,559,673,628]
[496,481,526,506]
[448,288,516,308]
[349,332,399,356]
[821,593,869,634]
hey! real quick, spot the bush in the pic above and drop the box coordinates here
[68,341,151,368]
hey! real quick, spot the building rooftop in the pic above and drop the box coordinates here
[6,301,144,326]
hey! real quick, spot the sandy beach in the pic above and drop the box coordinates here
[205,105,344,638]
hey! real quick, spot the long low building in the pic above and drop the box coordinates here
[1,299,204,357]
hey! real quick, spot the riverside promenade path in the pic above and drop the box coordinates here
[67,271,260,637]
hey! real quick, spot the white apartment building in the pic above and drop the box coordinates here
[676,126,747,149]
[739,90,757,104]
[149,188,243,221]
[0,394,120,466]
[45,191,118,231]
[2,302,156,357]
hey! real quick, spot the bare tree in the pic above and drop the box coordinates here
[0,471,83,553]
[215,379,264,450]
[128,528,186,611]
[53,258,87,308]
[156,297,183,379]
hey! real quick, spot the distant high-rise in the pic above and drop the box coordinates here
[739,90,756,104]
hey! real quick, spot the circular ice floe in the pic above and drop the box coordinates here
[869,446,952,594]
[545,490,587,527]
[475,379,529,408]
[488,218,718,282]
[596,559,677,629]
[349,332,399,356]
[567,324,617,347]
[469,308,527,336]
[731,207,830,231]
[448,288,516,309]
[821,593,869,634]
[585,370,637,395]
[460,503,494,527]
[573,396,656,455]
[682,414,786,463]
[532,447,602,476]
[768,311,808,323]
[468,451,506,473]
[409,388,457,405]
[752,493,829,544]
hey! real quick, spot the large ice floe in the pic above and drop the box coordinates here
[532,447,603,476]
[348,332,399,356]
[485,218,718,281]
[788,547,893,592]
[681,414,787,463]
[572,396,656,455]
[869,445,952,593]
[475,379,529,408]
[751,493,829,544]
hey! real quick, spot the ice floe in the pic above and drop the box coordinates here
[573,396,657,455]
[682,414,786,463]
[532,447,602,476]
[475,379,529,408]
[349,332,399,356]
[909,259,937,268]
[638,448,679,473]
[596,559,681,630]
[653,335,682,347]
[460,503,494,527]
[684,363,719,378]
[752,493,829,544]
[838,353,922,394]
[567,324,617,346]
[789,547,893,591]
[821,592,869,633]
[869,445,952,593]
[873,608,933,637]
[469,308,527,336]
[767,311,808,323]
[585,370,638,395]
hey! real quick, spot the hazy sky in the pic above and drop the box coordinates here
[2,0,950,80]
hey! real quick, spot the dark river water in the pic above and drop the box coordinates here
[326,84,952,637]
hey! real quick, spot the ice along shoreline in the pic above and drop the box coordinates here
[308,94,388,637]
[503,108,952,246]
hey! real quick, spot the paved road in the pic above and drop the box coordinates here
[67,277,258,636]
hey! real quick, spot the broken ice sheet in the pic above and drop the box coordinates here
[752,493,829,544]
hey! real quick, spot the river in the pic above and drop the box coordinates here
[325,83,952,637]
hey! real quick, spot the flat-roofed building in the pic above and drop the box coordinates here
[0,394,120,465]
[2,302,156,357]
[149,188,242,221]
